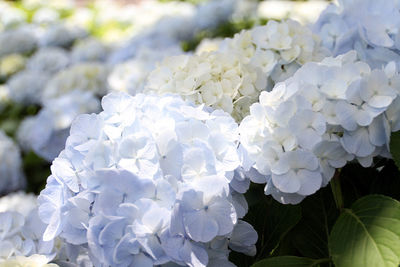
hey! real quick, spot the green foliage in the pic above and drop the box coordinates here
[22,151,50,194]
[390,131,400,170]
[181,19,257,52]
[251,256,329,267]
[329,195,400,267]
[240,162,400,267]
[0,101,39,138]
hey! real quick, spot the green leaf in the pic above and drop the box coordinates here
[251,256,328,267]
[390,131,400,170]
[329,195,400,267]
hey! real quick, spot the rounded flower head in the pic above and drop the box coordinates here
[7,70,50,105]
[240,51,400,204]
[0,27,37,57]
[38,92,257,266]
[147,20,329,122]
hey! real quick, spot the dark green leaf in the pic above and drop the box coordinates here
[329,195,400,267]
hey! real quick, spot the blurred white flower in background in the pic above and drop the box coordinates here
[42,62,109,101]
[70,38,109,63]
[0,27,37,57]
[0,131,25,196]
[26,48,70,75]
[7,70,50,105]
[0,191,37,216]
[258,0,330,24]
[108,45,183,95]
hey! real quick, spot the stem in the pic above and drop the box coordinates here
[330,169,344,211]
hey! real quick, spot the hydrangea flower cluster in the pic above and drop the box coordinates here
[38,92,257,266]
[239,51,400,204]
[0,130,25,195]
[146,20,329,122]
[0,27,37,57]
[146,51,256,122]
[314,0,400,69]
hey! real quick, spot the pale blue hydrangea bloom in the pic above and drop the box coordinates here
[39,92,257,266]
[240,51,400,204]
[314,0,400,69]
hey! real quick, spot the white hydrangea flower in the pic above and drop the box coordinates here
[0,130,25,195]
[0,254,59,267]
[240,51,400,204]
[0,192,37,216]
[146,51,257,122]
[38,92,257,267]
[7,70,50,105]
[0,27,37,57]
[17,90,100,161]
[314,0,400,69]
[26,48,70,75]
[42,63,109,102]
[147,20,329,121]
[220,20,329,84]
